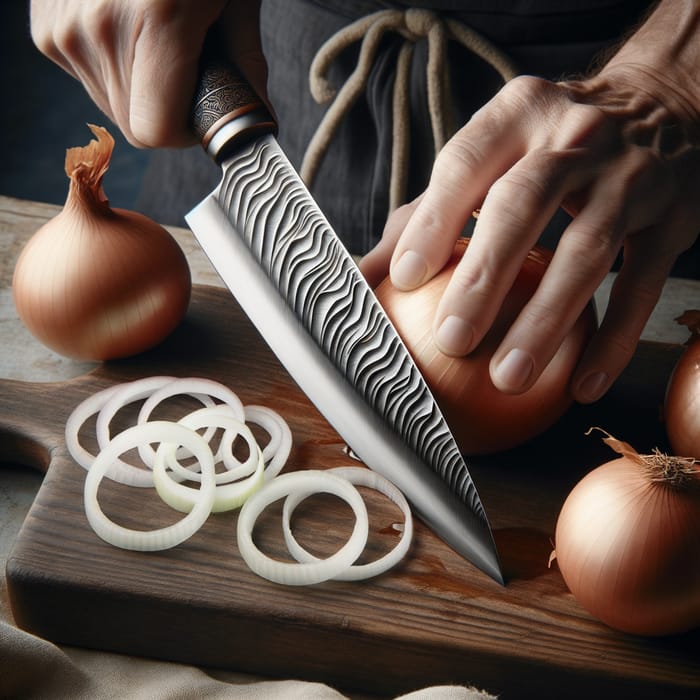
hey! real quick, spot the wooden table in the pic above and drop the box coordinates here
[1,195,699,699]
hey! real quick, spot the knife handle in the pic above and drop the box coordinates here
[191,52,277,164]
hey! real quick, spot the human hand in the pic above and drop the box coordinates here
[360,5,700,404]
[30,0,268,148]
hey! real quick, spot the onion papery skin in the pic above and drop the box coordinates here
[13,204,191,361]
[374,238,597,454]
[554,457,700,636]
[665,335,700,460]
[12,125,191,361]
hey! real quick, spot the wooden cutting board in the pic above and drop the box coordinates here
[2,285,698,699]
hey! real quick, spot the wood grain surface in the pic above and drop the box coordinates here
[1,283,698,699]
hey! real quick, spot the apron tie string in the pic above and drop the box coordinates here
[300,8,518,213]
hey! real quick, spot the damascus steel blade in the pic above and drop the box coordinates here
[186,134,503,583]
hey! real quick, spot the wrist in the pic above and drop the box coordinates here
[600,0,700,119]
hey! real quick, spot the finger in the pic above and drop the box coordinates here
[129,11,211,148]
[359,197,422,288]
[30,1,81,80]
[219,0,271,112]
[571,225,677,404]
[388,78,538,292]
[489,150,674,395]
[433,146,590,357]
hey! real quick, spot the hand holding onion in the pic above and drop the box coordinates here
[12,125,191,361]
[374,238,597,454]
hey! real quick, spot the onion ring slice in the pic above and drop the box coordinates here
[84,421,216,550]
[244,405,292,480]
[137,378,245,468]
[155,409,265,513]
[164,406,259,484]
[93,376,217,486]
[65,383,124,474]
[237,471,369,585]
[282,467,413,580]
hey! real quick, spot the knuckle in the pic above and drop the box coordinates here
[569,219,622,265]
[500,75,552,107]
[29,20,54,56]
[598,329,639,365]
[484,165,551,226]
[518,297,565,341]
[556,102,614,150]
[432,138,484,194]
[76,0,112,41]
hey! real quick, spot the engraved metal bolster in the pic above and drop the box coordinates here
[191,61,277,162]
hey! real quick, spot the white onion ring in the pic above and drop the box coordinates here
[164,406,259,484]
[137,378,245,468]
[84,421,216,550]
[65,383,127,473]
[244,405,292,480]
[237,470,369,585]
[155,410,265,513]
[97,375,214,452]
[282,467,413,580]
[92,376,216,486]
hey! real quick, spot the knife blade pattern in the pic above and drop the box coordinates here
[216,135,488,525]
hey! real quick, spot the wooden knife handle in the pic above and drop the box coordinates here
[191,51,277,163]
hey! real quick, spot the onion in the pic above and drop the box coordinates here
[84,421,216,551]
[155,407,265,513]
[552,429,700,636]
[67,378,413,582]
[282,466,413,580]
[236,471,370,586]
[135,377,246,468]
[374,238,597,454]
[664,310,700,459]
[12,124,191,360]
[244,405,293,481]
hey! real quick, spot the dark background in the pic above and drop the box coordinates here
[0,2,149,211]
[1,2,697,278]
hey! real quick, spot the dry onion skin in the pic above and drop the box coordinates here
[664,310,700,459]
[552,429,700,636]
[66,377,413,583]
[12,124,191,360]
[374,238,597,454]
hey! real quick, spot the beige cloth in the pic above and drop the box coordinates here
[0,467,495,700]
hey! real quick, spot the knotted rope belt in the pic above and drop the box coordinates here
[300,8,518,214]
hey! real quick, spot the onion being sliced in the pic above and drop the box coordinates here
[282,467,413,580]
[84,421,216,550]
[244,405,293,481]
[155,408,265,513]
[237,470,369,585]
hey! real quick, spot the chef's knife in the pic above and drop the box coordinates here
[185,54,503,584]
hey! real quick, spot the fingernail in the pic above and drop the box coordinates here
[577,371,608,403]
[435,315,474,355]
[493,348,534,392]
[392,250,427,290]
